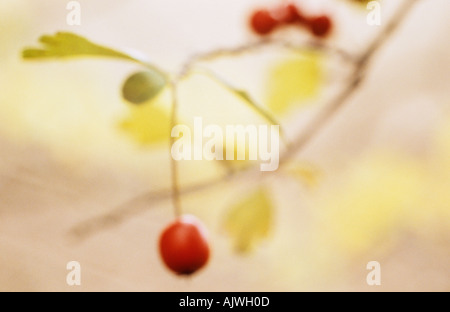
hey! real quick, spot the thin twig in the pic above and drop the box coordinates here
[169,80,182,218]
[192,67,290,146]
[184,38,356,71]
[69,0,420,241]
[68,173,235,241]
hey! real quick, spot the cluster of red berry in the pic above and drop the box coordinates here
[250,3,333,38]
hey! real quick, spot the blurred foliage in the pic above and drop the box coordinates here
[266,51,322,115]
[223,187,273,253]
[317,154,422,253]
[314,117,450,255]
[17,18,448,264]
[118,89,171,145]
[220,138,258,172]
[286,162,321,188]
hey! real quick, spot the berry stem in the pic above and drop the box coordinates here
[169,80,182,218]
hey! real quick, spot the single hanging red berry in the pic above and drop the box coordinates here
[250,9,278,35]
[308,15,333,37]
[159,215,210,275]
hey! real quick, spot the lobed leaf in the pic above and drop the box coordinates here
[22,32,163,73]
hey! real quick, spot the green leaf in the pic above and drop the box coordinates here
[266,51,322,115]
[122,71,167,104]
[22,32,163,73]
[24,32,132,59]
[223,187,274,253]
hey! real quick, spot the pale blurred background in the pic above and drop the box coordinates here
[0,0,449,291]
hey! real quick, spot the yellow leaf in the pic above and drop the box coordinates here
[219,137,257,172]
[223,187,273,253]
[266,51,322,115]
[118,89,170,145]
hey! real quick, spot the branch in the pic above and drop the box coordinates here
[281,0,420,163]
[69,0,420,241]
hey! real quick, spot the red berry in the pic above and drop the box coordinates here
[273,4,304,24]
[159,215,210,275]
[308,15,333,37]
[250,9,278,35]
